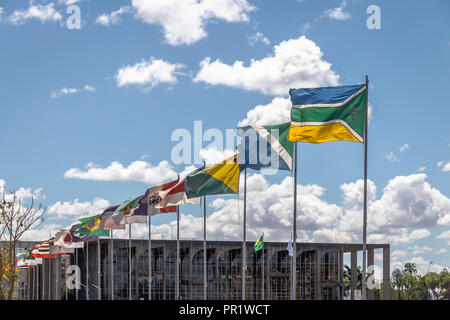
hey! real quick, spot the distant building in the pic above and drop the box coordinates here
[14,239,390,300]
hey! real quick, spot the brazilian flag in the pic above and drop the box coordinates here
[78,215,110,237]
[185,155,241,198]
[254,233,264,252]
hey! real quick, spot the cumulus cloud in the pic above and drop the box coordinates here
[8,2,62,25]
[64,160,179,185]
[47,197,110,219]
[437,231,450,245]
[199,146,236,166]
[0,178,44,203]
[194,36,339,96]
[96,6,131,26]
[437,161,450,172]
[20,223,63,242]
[115,57,185,88]
[0,7,3,21]
[83,85,96,92]
[131,0,255,46]
[238,97,291,127]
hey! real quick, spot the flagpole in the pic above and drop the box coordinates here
[242,168,247,300]
[291,142,298,300]
[262,244,264,300]
[97,237,101,300]
[148,215,152,300]
[176,205,180,300]
[75,249,78,300]
[203,161,207,300]
[362,75,369,300]
[129,224,132,300]
[86,242,89,300]
[203,194,207,300]
[110,230,114,301]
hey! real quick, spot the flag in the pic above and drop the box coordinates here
[254,233,264,252]
[155,179,201,208]
[287,238,293,257]
[146,180,178,216]
[78,215,110,237]
[112,195,147,224]
[99,205,125,230]
[288,84,367,143]
[70,224,99,242]
[237,123,293,171]
[32,241,57,259]
[185,155,241,198]
[54,228,84,248]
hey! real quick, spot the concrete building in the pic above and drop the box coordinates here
[14,239,390,300]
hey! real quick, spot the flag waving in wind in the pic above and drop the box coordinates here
[237,123,293,171]
[288,84,367,143]
[185,155,241,198]
[254,233,264,252]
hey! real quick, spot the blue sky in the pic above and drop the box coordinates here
[0,0,449,275]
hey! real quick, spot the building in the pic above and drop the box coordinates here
[16,239,390,300]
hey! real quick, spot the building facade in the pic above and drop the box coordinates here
[16,239,390,300]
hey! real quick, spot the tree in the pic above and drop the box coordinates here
[391,268,404,300]
[0,188,46,300]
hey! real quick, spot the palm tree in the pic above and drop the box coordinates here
[391,268,404,300]
[403,262,417,276]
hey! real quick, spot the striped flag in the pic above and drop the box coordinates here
[154,179,201,208]
[99,205,125,229]
[288,84,367,143]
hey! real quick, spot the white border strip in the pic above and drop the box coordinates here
[292,85,366,109]
[252,125,293,171]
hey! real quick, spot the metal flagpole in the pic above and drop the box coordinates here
[203,161,207,300]
[261,245,264,300]
[148,215,152,300]
[97,237,101,300]
[86,242,89,300]
[65,255,68,300]
[129,224,132,300]
[203,194,207,300]
[242,168,247,300]
[110,230,114,301]
[362,75,369,300]
[55,256,59,300]
[176,205,180,300]
[291,142,298,300]
[75,249,78,300]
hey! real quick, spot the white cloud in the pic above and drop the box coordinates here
[385,152,399,163]
[0,7,3,21]
[58,0,84,5]
[64,160,179,185]
[20,223,63,242]
[442,162,450,172]
[437,160,444,168]
[83,85,96,92]
[96,6,131,26]
[238,96,291,127]
[399,144,410,152]
[8,3,62,25]
[115,57,185,88]
[418,166,426,172]
[0,178,44,203]
[48,197,110,219]
[300,22,311,35]
[194,35,340,96]
[51,87,78,99]
[321,1,351,21]
[131,0,255,46]
[437,230,450,245]
[199,146,236,166]
[248,32,270,46]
